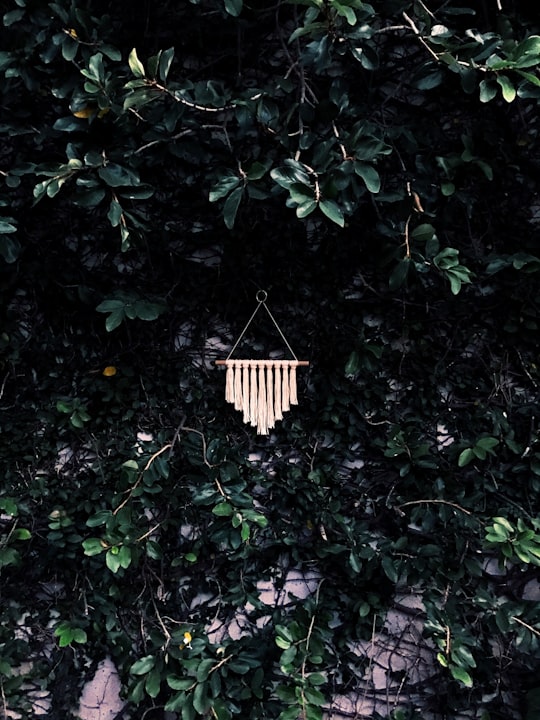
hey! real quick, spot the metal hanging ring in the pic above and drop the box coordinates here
[256,290,268,303]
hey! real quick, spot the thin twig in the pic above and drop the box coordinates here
[151,595,172,648]
[181,427,226,497]
[181,427,216,469]
[395,499,473,516]
[403,213,412,259]
[360,613,378,709]
[299,579,325,717]
[147,79,236,113]
[113,444,172,515]
[135,523,162,543]
[133,128,194,155]
[512,616,540,637]
[332,122,350,161]
[0,677,6,720]
[0,373,8,401]
[402,12,440,62]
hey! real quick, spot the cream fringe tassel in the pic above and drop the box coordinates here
[225,360,299,435]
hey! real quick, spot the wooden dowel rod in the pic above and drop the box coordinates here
[215,360,310,366]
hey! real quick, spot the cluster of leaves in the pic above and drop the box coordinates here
[1,0,540,719]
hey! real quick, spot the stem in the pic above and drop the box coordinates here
[114,444,172,515]
[396,499,473,516]
[512,616,540,637]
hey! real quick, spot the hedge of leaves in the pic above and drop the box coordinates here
[1,1,540,718]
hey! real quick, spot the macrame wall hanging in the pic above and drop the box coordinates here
[215,291,309,435]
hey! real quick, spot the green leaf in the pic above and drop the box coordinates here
[3,9,25,26]
[106,548,122,573]
[196,659,215,682]
[130,655,156,675]
[193,681,211,714]
[13,528,31,540]
[98,164,140,187]
[224,0,243,16]
[86,510,112,527]
[145,668,162,698]
[133,300,166,321]
[118,545,132,569]
[492,516,514,533]
[275,685,296,702]
[345,351,360,376]
[307,672,326,686]
[479,79,498,103]
[105,309,125,332]
[71,628,88,644]
[349,551,362,573]
[213,502,234,517]
[0,219,17,234]
[212,698,233,720]
[159,47,175,82]
[165,692,187,712]
[497,75,517,102]
[146,540,162,560]
[450,665,473,687]
[303,685,325,706]
[271,162,311,188]
[209,175,241,202]
[436,652,448,667]
[319,198,345,227]
[101,44,122,61]
[129,48,146,78]
[288,182,315,205]
[0,235,21,263]
[246,160,270,181]
[167,676,194,691]
[451,644,476,669]
[107,200,123,227]
[89,53,105,82]
[74,188,106,208]
[411,223,436,244]
[389,258,410,290]
[0,547,20,569]
[448,272,462,295]
[441,181,455,196]
[458,448,475,467]
[0,497,18,516]
[354,161,381,193]
[381,555,398,583]
[82,537,106,556]
[476,436,499,452]
[296,199,317,218]
[223,187,243,229]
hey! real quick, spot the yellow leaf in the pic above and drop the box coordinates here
[102,366,117,377]
[73,106,95,119]
[97,107,111,119]
[67,28,78,38]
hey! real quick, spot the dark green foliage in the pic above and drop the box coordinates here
[1,1,540,718]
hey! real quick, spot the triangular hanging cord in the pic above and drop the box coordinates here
[222,290,300,363]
